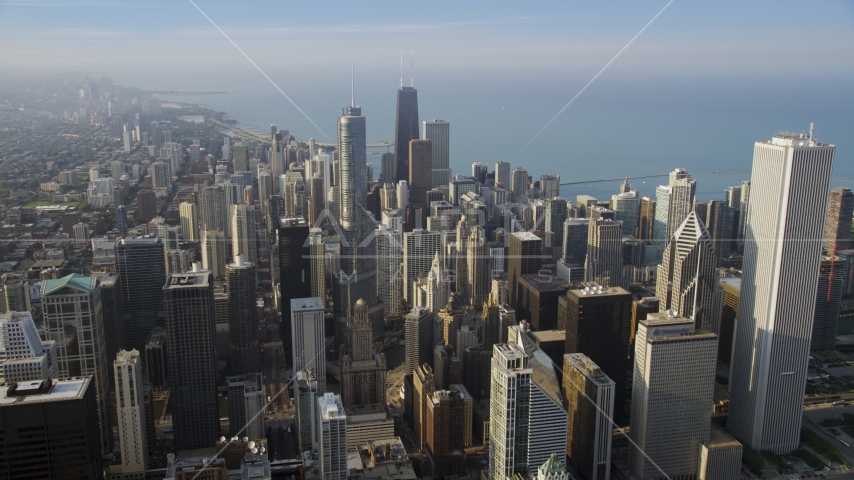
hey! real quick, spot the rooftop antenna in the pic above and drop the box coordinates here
[809,122,814,144]
[400,52,403,89]
[410,51,414,88]
[351,66,355,108]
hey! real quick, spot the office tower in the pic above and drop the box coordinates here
[233,143,248,171]
[0,378,103,479]
[422,119,450,187]
[163,266,219,451]
[394,84,419,183]
[227,256,259,375]
[560,283,632,421]
[426,384,473,476]
[730,133,834,454]
[0,273,30,313]
[200,185,228,234]
[116,238,166,352]
[230,204,257,265]
[179,202,199,241]
[278,217,311,366]
[656,210,721,333]
[42,274,111,453]
[92,274,124,375]
[258,169,273,209]
[467,226,490,307]
[403,229,442,302]
[114,349,148,477]
[0,311,56,382]
[308,174,324,226]
[295,369,319,452]
[112,159,125,180]
[495,161,511,189]
[561,217,589,265]
[151,161,170,190]
[653,168,696,261]
[508,231,543,307]
[629,312,717,478]
[291,298,326,394]
[227,372,265,439]
[636,196,655,242]
[396,180,410,210]
[405,307,434,376]
[380,152,395,184]
[341,299,387,407]
[472,162,488,183]
[201,230,227,278]
[812,255,845,352]
[318,393,348,479]
[433,344,462,390]
[375,224,403,316]
[563,353,614,480]
[545,198,568,254]
[698,424,744,480]
[282,171,306,216]
[539,174,560,200]
[439,296,463,348]
[716,277,740,367]
[489,343,532,478]
[409,139,432,216]
[511,168,529,201]
[584,218,623,287]
[704,200,736,260]
[74,222,90,243]
[611,189,639,237]
[413,363,436,448]
[145,327,168,389]
[516,275,569,331]
[825,187,854,253]
[136,189,157,223]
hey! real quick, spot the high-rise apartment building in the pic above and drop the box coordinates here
[413,363,436,450]
[563,353,614,480]
[42,274,111,453]
[403,229,442,302]
[584,218,623,287]
[278,217,311,366]
[730,133,834,454]
[227,372,265,440]
[295,369,319,452]
[405,307,434,377]
[0,273,29,314]
[812,255,845,352]
[375,224,403,316]
[231,204,257,265]
[424,120,450,187]
[425,384,473,476]
[540,174,560,200]
[227,256,259,375]
[467,226,490,307]
[136,189,157,223]
[201,229,227,278]
[163,266,219,451]
[408,139,433,219]
[560,283,633,421]
[201,185,228,234]
[114,349,148,478]
[824,186,854,253]
[629,312,717,479]
[638,196,656,241]
[433,344,462,390]
[340,299,387,407]
[508,231,543,308]
[489,342,532,479]
[511,168,529,201]
[179,202,199,241]
[0,311,56,382]
[611,189,639,238]
[116,237,166,352]
[656,211,722,334]
[394,85,419,183]
[291,298,327,394]
[318,392,348,480]
[495,161,511,189]
[0,377,103,479]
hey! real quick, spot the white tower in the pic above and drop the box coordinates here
[114,349,148,477]
[318,392,347,480]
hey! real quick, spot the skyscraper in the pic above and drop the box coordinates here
[295,369,319,452]
[201,229,227,278]
[394,85,419,183]
[508,231,543,308]
[136,189,158,223]
[408,139,432,218]
[291,298,327,394]
[811,255,845,352]
[405,307,434,376]
[0,311,56,382]
[227,256,260,375]
[824,186,854,253]
[511,168,529,201]
[375,224,403,316]
[403,229,442,302]
[116,237,166,353]
[563,353,614,480]
[0,273,30,314]
[114,349,148,478]
[42,274,111,453]
[425,384,473,476]
[226,372,265,440]
[655,211,721,334]
[163,265,219,451]
[495,161,511,189]
[340,299,387,407]
[584,218,623,287]
[201,185,228,234]
[652,168,696,261]
[278,217,311,367]
[629,312,717,478]
[489,342,532,479]
[730,133,834,454]
[467,226,490,307]
[231,204,257,265]
[545,198,568,255]
[540,174,560,200]
[179,202,199,241]
[611,189,639,238]
[318,393,348,479]
[424,120,450,187]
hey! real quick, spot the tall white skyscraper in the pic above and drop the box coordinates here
[584,218,623,287]
[423,119,450,187]
[179,202,199,241]
[318,392,347,480]
[402,229,442,302]
[231,204,257,265]
[201,230,227,278]
[375,224,403,316]
[652,168,696,261]
[629,312,718,479]
[227,373,265,440]
[151,161,171,190]
[291,298,327,394]
[611,189,639,238]
[114,349,148,477]
[489,342,532,479]
[467,226,490,307]
[495,161,511,189]
[0,311,56,382]
[201,185,228,235]
[730,133,835,454]
[656,211,722,334]
[539,174,560,200]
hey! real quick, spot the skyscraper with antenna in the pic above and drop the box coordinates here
[394,52,420,183]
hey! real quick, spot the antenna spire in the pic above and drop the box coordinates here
[410,51,414,87]
[400,52,403,89]
[809,122,814,144]
[351,66,355,108]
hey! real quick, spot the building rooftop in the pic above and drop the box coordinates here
[519,274,569,293]
[511,231,541,242]
[706,423,742,449]
[0,377,90,406]
[719,276,741,291]
[42,273,94,295]
[565,353,615,386]
[164,270,210,289]
[278,216,307,228]
[530,330,566,344]
[567,282,630,298]
[290,297,324,312]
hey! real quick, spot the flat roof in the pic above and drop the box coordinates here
[530,330,566,344]
[719,276,741,291]
[520,274,569,293]
[0,377,90,406]
[165,271,210,289]
[511,231,541,241]
[290,297,324,312]
[707,423,741,449]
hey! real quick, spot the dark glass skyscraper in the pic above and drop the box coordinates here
[278,217,312,366]
[116,237,166,353]
[228,256,260,375]
[394,86,419,182]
